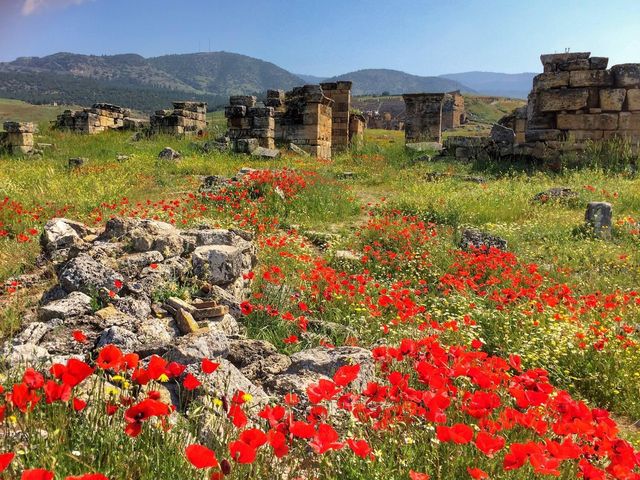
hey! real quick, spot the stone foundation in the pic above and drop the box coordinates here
[225,96,276,152]
[151,101,207,136]
[442,91,467,130]
[1,121,35,154]
[54,104,145,134]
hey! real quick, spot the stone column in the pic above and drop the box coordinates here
[320,81,352,153]
[402,93,445,143]
[3,121,35,154]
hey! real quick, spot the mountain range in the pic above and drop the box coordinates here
[0,51,536,112]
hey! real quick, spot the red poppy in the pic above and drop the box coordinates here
[183,373,201,391]
[346,438,374,460]
[436,424,474,444]
[23,368,45,389]
[185,444,219,469]
[114,279,123,289]
[64,475,110,480]
[266,429,289,458]
[73,397,87,412]
[21,469,54,480]
[72,330,87,343]
[284,393,299,406]
[201,359,220,374]
[96,345,124,372]
[290,421,315,439]
[309,423,344,454]
[409,471,430,480]
[0,452,14,473]
[123,398,170,437]
[283,335,299,344]
[474,431,505,457]
[467,467,488,479]
[149,263,158,270]
[229,439,257,464]
[333,364,360,386]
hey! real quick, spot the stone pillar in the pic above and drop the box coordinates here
[402,93,445,143]
[442,91,465,130]
[349,113,366,148]
[225,96,275,151]
[3,121,35,154]
[320,81,352,153]
[585,201,613,240]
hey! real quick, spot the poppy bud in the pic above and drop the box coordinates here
[221,459,232,475]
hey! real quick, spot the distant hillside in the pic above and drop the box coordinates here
[324,69,472,96]
[148,52,303,95]
[439,72,536,99]
[295,73,327,84]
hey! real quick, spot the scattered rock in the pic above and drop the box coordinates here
[490,123,516,144]
[158,147,181,161]
[289,143,310,156]
[192,245,243,285]
[38,291,93,321]
[459,228,508,251]
[68,157,86,168]
[251,147,281,159]
[533,187,578,203]
[585,202,613,240]
[58,254,124,295]
[165,329,230,365]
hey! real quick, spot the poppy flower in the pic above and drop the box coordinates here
[309,423,344,454]
[346,438,374,460]
[123,398,170,437]
[72,330,87,343]
[284,393,299,406]
[96,345,124,372]
[436,424,474,444]
[409,471,430,480]
[185,444,219,469]
[201,359,220,374]
[21,469,54,480]
[183,373,201,391]
[149,263,158,270]
[267,429,289,458]
[467,467,488,479]
[229,439,257,464]
[333,364,360,386]
[23,368,45,389]
[290,421,315,439]
[283,335,299,344]
[113,279,123,289]
[0,452,14,473]
[73,397,87,412]
[64,475,110,480]
[474,431,505,457]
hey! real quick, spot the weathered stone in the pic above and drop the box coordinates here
[537,89,589,112]
[585,202,613,240]
[403,93,445,143]
[58,254,124,295]
[569,70,613,88]
[251,147,281,158]
[40,218,91,256]
[288,346,375,391]
[192,245,243,285]
[158,147,181,161]
[589,57,609,70]
[626,89,640,111]
[207,285,242,318]
[459,229,507,251]
[38,291,93,321]
[533,72,570,91]
[524,129,562,142]
[226,339,279,369]
[165,329,230,365]
[206,313,239,336]
[97,326,141,351]
[611,64,640,88]
[556,113,618,131]
[490,124,515,144]
[241,354,291,385]
[599,89,627,111]
[618,112,640,130]
[533,187,578,203]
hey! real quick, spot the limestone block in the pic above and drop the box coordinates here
[589,57,609,70]
[569,130,604,141]
[229,96,257,107]
[599,89,627,111]
[585,202,612,240]
[625,89,640,111]
[252,116,275,129]
[533,72,570,91]
[611,64,640,88]
[525,129,563,142]
[618,112,640,130]
[569,70,613,88]
[538,89,589,112]
[556,113,618,130]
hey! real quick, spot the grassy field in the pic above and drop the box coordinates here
[0,98,76,129]
[1,108,640,479]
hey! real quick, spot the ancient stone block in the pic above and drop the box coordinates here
[569,70,613,88]
[537,89,589,112]
[625,89,640,111]
[541,52,591,72]
[556,113,618,130]
[599,89,627,111]
[230,96,257,107]
[585,202,612,240]
[589,57,609,70]
[403,93,445,143]
[569,130,604,141]
[618,112,640,130]
[611,64,640,88]
[533,72,570,91]
[525,129,563,142]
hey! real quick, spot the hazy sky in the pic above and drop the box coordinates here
[0,0,639,76]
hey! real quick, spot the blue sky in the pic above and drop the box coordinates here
[1,0,639,76]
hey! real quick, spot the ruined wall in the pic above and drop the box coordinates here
[403,93,445,143]
[151,101,207,136]
[54,104,138,134]
[1,121,35,154]
[442,91,466,130]
[274,85,333,158]
[349,113,366,148]
[320,81,352,153]
[225,96,276,152]
[526,52,640,148]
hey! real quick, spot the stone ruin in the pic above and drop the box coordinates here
[403,91,468,145]
[2,207,375,424]
[0,121,35,154]
[364,111,404,131]
[403,93,446,143]
[151,101,208,136]
[225,96,276,154]
[224,82,364,159]
[349,113,366,148]
[442,90,467,130]
[54,103,147,134]
[443,52,640,162]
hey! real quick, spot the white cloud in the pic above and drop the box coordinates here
[21,0,92,16]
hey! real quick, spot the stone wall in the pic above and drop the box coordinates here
[442,91,466,130]
[225,96,276,152]
[151,101,207,136]
[522,52,640,155]
[364,111,404,130]
[274,85,333,159]
[1,121,35,154]
[320,81,352,153]
[54,104,145,134]
[403,93,445,143]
